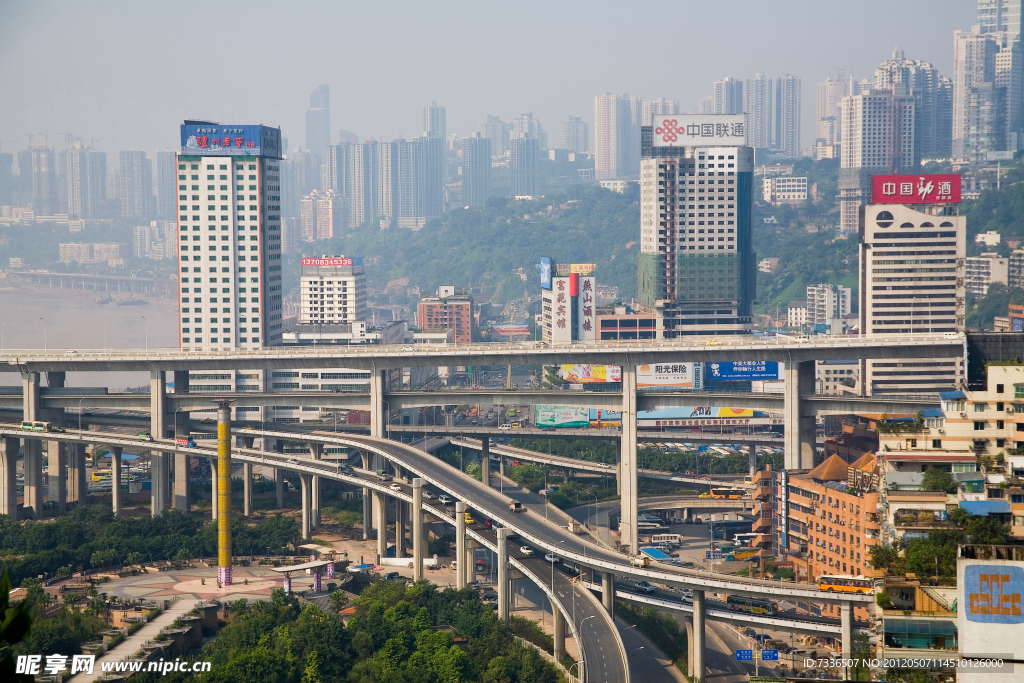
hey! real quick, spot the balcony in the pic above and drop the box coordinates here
[752,516,773,532]
[752,533,774,548]
[754,485,773,500]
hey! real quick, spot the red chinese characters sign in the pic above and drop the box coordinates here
[871,174,961,204]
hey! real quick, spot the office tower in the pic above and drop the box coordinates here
[65,139,105,220]
[423,101,446,140]
[641,99,680,126]
[859,204,965,392]
[119,150,154,218]
[305,85,331,162]
[156,150,177,217]
[560,115,589,153]
[816,71,852,145]
[510,135,538,198]
[300,256,367,324]
[774,75,802,157]
[954,27,1009,161]
[713,77,744,114]
[512,112,546,150]
[876,49,953,158]
[176,120,284,352]
[0,153,11,206]
[594,93,641,179]
[461,134,491,206]
[837,89,916,230]
[637,122,755,336]
[300,190,319,242]
[281,217,300,254]
[317,190,347,239]
[746,73,774,149]
[30,146,57,215]
[805,284,851,325]
[480,115,508,157]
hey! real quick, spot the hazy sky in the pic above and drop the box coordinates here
[1,0,977,160]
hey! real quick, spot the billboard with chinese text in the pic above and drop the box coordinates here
[706,361,780,381]
[180,123,282,158]
[589,409,621,427]
[651,115,746,147]
[578,275,596,340]
[957,557,1024,656]
[558,364,622,383]
[637,363,703,389]
[492,324,530,336]
[535,405,591,428]
[637,406,780,428]
[870,174,961,204]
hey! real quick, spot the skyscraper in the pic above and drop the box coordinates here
[119,150,154,218]
[461,134,490,206]
[641,99,680,126]
[560,115,589,153]
[0,153,12,207]
[480,115,508,157]
[155,150,177,217]
[953,28,1004,161]
[637,118,755,336]
[512,113,546,150]
[423,101,446,140]
[65,138,106,220]
[510,135,538,198]
[876,49,953,158]
[301,190,319,242]
[774,74,802,157]
[713,78,744,114]
[979,0,1023,44]
[176,121,284,352]
[30,146,57,216]
[816,71,852,145]
[746,73,773,149]
[305,85,331,162]
[594,93,641,179]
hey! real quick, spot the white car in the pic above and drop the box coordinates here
[389,483,403,492]
[519,546,534,556]
[421,491,436,500]
[499,424,512,430]
[544,553,560,563]
[438,495,453,505]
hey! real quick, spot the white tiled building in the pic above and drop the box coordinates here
[965,252,1008,295]
[762,176,808,205]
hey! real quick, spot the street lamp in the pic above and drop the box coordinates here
[38,317,46,351]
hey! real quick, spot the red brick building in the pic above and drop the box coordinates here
[417,287,474,344]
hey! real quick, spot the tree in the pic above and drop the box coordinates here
[0,568,34,683]
[328,590,349,614]
[921,467,958,494]
[301,649,322,683]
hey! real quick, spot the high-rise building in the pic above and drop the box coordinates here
[0,153,12,207]
[156,150,177,217]
[512,112,546,150]
[713,78,744,114]
[397,136,444,221]
[176,121,284,352]
[299,256,367,325]
[637,119,755,336]
[376,140,399,219]
[858,203,965,392]
[746,73,773,149]
[805,284,851,326]
[774,74,802,157]
[954,27,1008,161]
[317,190,347,239]
[305,85,331,162]
[560,115,589,153]
[119,150,154,219]
[461,134,490,206]
[641,99,680,126]
[979,0,1023,44]
[510,135,538,198]
[300,190,319,242]
[423,101,446,141]
[480,115,508,157]
[281,217,300,255]
[417,286,474,343]
[65,138,106,220]
[30,146,57,216]
[838,89,916,231]
[816,71,852,145]
[594,93,641,179]
[696,96,714,114]
[965,252,1009,294]
[875,49,953,159]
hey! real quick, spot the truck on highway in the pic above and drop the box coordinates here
[175,436,197,448]
[630,555,651,568]
[509,501,524,513]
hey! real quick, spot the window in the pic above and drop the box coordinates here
[974,421,986,431]
[975,403,987,412]
[997,384,1005,393]
[932,439,942,448]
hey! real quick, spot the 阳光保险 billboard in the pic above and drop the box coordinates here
[535,405,590,428]
[706,361,780,381]
[558,364,621,383]
[870,173,961,204]
[637,363,703,389]
[651,114,746,147]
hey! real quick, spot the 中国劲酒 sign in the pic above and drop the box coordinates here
[871,174,961,204]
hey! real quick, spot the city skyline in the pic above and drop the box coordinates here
[1,1,975,158]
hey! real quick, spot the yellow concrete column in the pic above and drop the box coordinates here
[216,400,233,586]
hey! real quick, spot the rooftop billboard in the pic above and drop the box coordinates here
[870,174,961,204]
[651,114,746,147]
[180,123,282,158]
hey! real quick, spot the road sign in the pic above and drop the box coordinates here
[736,649,753,661]
[760,649,779,661]
[706,550,723,560]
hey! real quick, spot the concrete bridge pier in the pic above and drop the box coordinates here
[150,371,170,517]
[174,452,191,512]
[395,497,405,558]
[110,446,122,517]
[619,366,639,554]
[47,441,66,514]
[23,439,42,519]
[784,360,816,470]
[242,462,253,517]
[151,453,168,516]
[299,472,311,540]
[692,589,706,683]
[209,457,218,521]
[455,501,467,589]
[374,490,387,562]
[0,437,18,517]
[360,451,371,540]
[413,478,424,582]
[841,600,853,680]
[601,571,615,615]
[748,444,757,478]
[308,442,323,527]
[496,527,509,620]
[553,608,566,662]
[68,442,85,508]
[683,616,694,678]
[480,437,489,486]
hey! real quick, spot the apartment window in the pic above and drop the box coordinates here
[974,421,986,431]
[975,403,987,412]
[997,384,1005,393]
[932,439,942,448]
